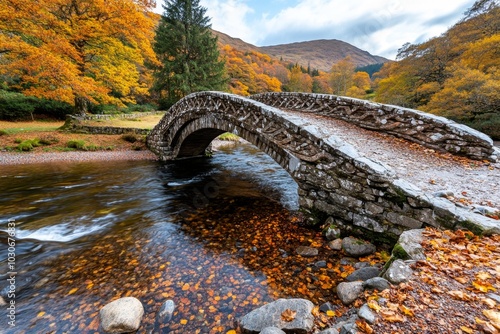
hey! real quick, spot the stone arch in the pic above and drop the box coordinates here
[147,91,498,242]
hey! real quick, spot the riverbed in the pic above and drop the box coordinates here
[0,143,357,333]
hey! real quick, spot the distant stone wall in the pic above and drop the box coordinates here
[64,115,151,135]
[252,92,497,162]
[78,111,165,121]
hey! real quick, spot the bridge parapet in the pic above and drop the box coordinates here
[252,92,498,162]
[147,91,499,243]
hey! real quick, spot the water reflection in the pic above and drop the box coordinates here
[0,143,348,333]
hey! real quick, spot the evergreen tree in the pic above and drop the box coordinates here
[152,0,226,109]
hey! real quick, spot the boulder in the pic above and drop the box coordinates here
[328,239,343,251]
[363,277,391,291]
[336,281,363,305]
[238,298,314,334]
[345,267,381,282]
[393,229,425,261]
[341,237,376,257]
[100,297,144,333]
[358,304,376,324]
[383,260,413,284]
[296,246,318,257]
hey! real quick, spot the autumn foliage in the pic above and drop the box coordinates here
[0,0,157,114]
[374,0,500,139]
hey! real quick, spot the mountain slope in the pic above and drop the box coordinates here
[260,40,389,71]
[213,30,389,71]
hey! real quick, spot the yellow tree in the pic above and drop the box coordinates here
[0,0,157,114]
[329,57,355,95]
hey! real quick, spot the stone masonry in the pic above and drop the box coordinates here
[147,91,499,242]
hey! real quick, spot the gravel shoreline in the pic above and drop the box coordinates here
[0,150,158,166]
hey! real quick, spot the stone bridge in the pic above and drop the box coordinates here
[147,91,499,242]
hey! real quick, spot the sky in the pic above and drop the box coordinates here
[155,0,475,60]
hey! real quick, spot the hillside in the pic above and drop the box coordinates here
[260,40,389,71]
[213,30,389,71]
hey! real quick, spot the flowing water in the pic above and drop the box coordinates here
[0,143,349,333]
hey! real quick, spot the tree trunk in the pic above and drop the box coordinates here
[74,96,89,116]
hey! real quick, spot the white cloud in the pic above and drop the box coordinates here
[156,0,475,59]
[201,0,259,44]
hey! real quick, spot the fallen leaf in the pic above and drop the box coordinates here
[180,319,188,325]
[380,309,405,322]
[356,319,374,333]
[483,310,500,330]
[367,300,381,312]
[476,272,492,280]
[473,281,496,293]
[226,330,237,334]
[482,298,497,308]
[447,290,472,301]
[323,310,335,317]
[460,326,474,333]
[281,309,297,322]
[398,305,415,317]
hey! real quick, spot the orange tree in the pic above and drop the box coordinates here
[0,0,157,114]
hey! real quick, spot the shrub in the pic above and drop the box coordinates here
[14,138,22,144]
[125,103,157,113]
[33,99,72,119]
[0,90,36,120]
[121,132,138,143]
[461,113,500,140]
[217,132,239,141]
[66,140,86,150]
[83,144,99,151]
[17,139,41,151]
[0,130,7,136]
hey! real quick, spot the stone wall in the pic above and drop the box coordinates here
[148,92,499,243]
[64,115,152,135]
[252,92,497,162]
[78,111,165,121]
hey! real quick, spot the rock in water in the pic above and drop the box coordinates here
[100,297,144,333]
[156,299,175,324]
[341,237,376,257]
[238,298,314,334]
[336,281,364,305]
[296,246,319,257]
[260,327,287,334]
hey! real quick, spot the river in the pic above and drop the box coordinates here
[0,142,354,333]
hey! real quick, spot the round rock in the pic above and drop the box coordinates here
[296,246,318,257]
[336,281,364,305]
[342,237,376,257]
[363,277,391,291]
[156,299,175,324]
[383,259,413,284]
[100,297,144,333]
[328,238,343,251]
[345,267,381,282]
[238,298,314,334]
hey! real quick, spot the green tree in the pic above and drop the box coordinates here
[152,0,226,108]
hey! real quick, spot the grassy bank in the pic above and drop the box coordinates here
[0,115,163,153]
